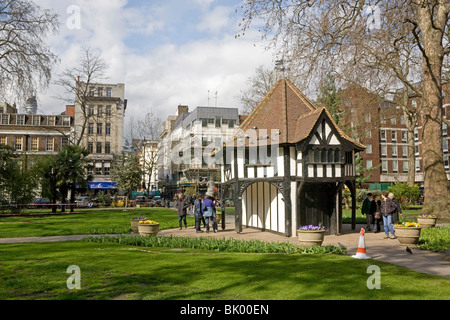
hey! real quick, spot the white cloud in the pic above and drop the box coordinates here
[32,0,275,122]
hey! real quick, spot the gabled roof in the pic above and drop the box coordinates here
[238,79,316,144]
[229,78,365,151]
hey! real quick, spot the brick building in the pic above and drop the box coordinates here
[340,85,450,188]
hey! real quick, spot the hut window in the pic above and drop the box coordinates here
[309,148,343,164]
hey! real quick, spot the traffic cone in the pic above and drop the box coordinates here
[351,228,371,259]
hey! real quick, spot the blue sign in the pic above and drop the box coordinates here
[88,182,117,190]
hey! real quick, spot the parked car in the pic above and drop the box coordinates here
[30,198,52,209]
[75,197,90,208]
[135,196,147,203]
[152,196,162,206]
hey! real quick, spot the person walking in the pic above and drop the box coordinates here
[370,194,382,233]
[361,192,373,231]
[388,192,402,224]
[380,191,397,239]
[193,194,204,233]
[176,193,189,230]
[202,193,217,233]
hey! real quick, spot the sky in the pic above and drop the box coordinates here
[32,0,275,123]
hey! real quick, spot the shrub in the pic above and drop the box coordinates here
[85,235,346,255]
[417,226,450,253]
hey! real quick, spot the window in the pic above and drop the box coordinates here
[366,159,373,169]
[88,105,95,116]
[105,123,111,135]
[401,116,406,125]
[202,119,208,127]
[105,142,111,154]
[390,117,396,125]
[415,144,419,155]
[401,130,407,142]
[15,137,23,151]
[380,130,386,141]
[412,100,417,108]
[106,88,112,97]
[16,115,25,125]
[382,160,388,173]
[0,107,3,113]
[444,156,449,169]
[88,123,94,135]
[104,166,110,175]
[215,117,221,128]
[392,160,398,173]
[97,105,103,117]
[97,87,103,97]
[95,165,102,175]
[309,148,342,164]
[444,139,449,153]
[403,161,409,172]
[365,130,372,138]
[381,145,387,157]
[402,145,408,158]
[30,137,38,151]
[32,115,40,126]
[365,144,372,154]
[391,130,397,141]
[96,142,102,154]
[415,159,421,172]
[443,123,448,136]
[392,145,398,157]
[89,88,95,96]
[414,128,419,141]
[63,116,71,127]
[380,115,386,124]
[106,106,112,117]
[365,113,371,123]
[87,142,93,154]
[46,137,54,151]
[228,120,236,128]
[48,116,56,126]
[0,136,7,145]
[61,137,69,147]
[97,123,103,135]
[1,114,9,125]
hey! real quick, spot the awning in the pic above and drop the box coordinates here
[89,182,117,190]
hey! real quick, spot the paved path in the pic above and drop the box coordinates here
[1,215,449,278]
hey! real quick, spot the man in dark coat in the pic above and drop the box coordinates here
[176,193,189,230]
[193,194,204,233]
[388,192,402,224]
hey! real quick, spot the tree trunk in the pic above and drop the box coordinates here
[417,6,450,217]
[405,115,416,187]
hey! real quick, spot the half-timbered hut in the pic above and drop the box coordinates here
[219,79,365,236]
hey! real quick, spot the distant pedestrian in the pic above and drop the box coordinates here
[202,193,217,233]
[193,194,204,233]
[361,192,373,231]
[176,193,189,230]
[388,192,402,224]
[381,191,397,239]
[370,195,382,233]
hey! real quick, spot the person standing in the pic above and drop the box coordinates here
[388,192,402,224]
[380,191,397,239]
[370,194,382,233]
[176,193,189,230]
[202,193,217,233]
[361,193,373,231]
[193,194,204,233]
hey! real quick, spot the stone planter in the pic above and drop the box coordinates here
[130,219,143,233]
[394,227,421,245]
[137,223,160,237]
[297,229,325,247]
[417,217,437,229]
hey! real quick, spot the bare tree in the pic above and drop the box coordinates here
[0,0,59,104]
[126,111,162,192]
[55,47,108,146]
[239,0,450,216]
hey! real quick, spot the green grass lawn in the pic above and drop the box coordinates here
[0,208,194,238]
[0,240,448,300]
